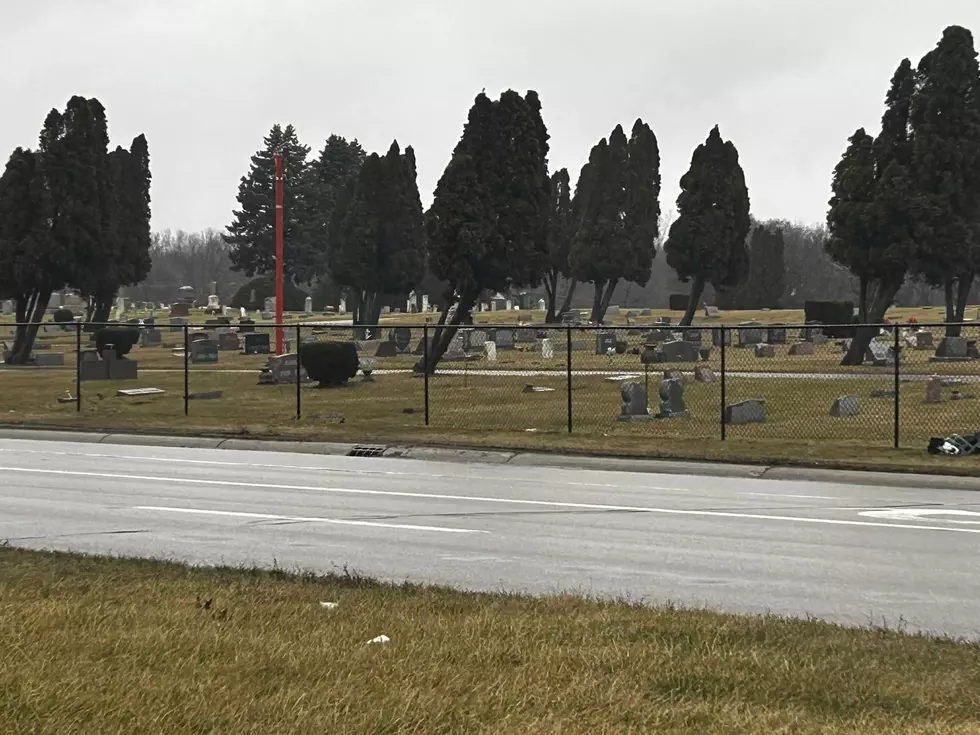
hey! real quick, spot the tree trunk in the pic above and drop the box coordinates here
[414,288,477,375]
[857,276,868,324]
[543,270,559,324]
[841,276,903,366]
[361,291,382,339]
[9,289,51,364]
[592,278,619,324]
[558,279,577,319]
[680,276,705,326]
[946,275,973,338]
[589,280,606,323]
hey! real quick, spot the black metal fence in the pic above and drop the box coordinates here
[2,319,979,452]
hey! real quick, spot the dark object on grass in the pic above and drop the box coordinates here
[53,308,75,325]
[668,293,690,312]
[803,301,857,338]
[928,433,980,456]
[299,342,359,387]
[94,327,139,358]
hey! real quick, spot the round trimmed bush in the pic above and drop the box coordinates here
[299,342,359,387]
[95,327,140,358]
[53,308,75,324]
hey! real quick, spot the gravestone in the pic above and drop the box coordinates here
[304,296,313,314]
[140,329,162,348]
[443,332,467,362]
[866,340,896,367]
[830,395,860,417]
[467,329,488,349]
[704,305,721,318]
[190,340,219,364]
[812,333,829,345]
[767,326,787,344]
[640,309,652,317]
[616,381,651,421]
[2,300,13,316]
[659,340,700,363]
[80,348,138,381]
[243,332,271,355]
[169,303,190,318]
[390,327,412,353]
[694,365,716,383]
[560,311,582,326]
[657,378,689,418]
[217,332,240,351]
[736,322,764,347]
[934,337,969,360]
[595,331,617,355]
[257,353,309,385]
[375,341,398,358]
[484,341,497,362]
[541,338,555,359]
[494,328,516,350]
[647,328,672,343]
[190,331,210,343]
[912,330,934,350]
[682,329,703,345]
[514,327,537,345]
[924,378,943,404]
[655,316,672,326]
[711,329,732,347]
[724,399,766,425]
[788,342,813,356]
[870,388,896,398]
[34,353,65,367]
[754,343,776,358]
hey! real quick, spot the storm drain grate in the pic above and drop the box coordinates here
[347,444,387,458]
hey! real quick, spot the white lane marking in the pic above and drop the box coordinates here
[3,465,979,536]
[744,492,839,500]
[860,509,980,524]
[134,506,486,534]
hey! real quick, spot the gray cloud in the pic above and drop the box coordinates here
[2,0,978,233]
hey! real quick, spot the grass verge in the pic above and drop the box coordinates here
[0,547,978,734]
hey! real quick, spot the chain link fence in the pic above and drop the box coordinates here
[2,317,979,452]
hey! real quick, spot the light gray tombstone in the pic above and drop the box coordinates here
[34,352,65,367]
[913,330,934,350]
[657,378,689,418]
[830,395,860,417]
[443,332,467,362]
[737,322,764,347]
[617,381,651,421]
[494,328,516,350]
[190,339,219,364]
[1,300,12,316]
[866,340,895,367]
[484,341,497,362]
[694,365,716,383]
[304,296,313,314]
[788,342,813,356]
[754,343,776,358]
[725,399,766,425]
[924,378,943,404]
[935,337,968,359]
[217,332,240,351]
[140,329,163,348]
[467,329,488,348]
[682,329,703,345]
[258,353,309,385]
[767,326,787,344]
[541,338,555,359]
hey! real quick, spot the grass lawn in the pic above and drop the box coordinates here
[0,548,977,734]
[2,361,979,475]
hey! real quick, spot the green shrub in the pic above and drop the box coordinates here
[668,293,690,312]
[95,327,140,358]
[804,301,856,337]
[230,274,309,312]
[53,308,75,324]
[299,342,359,387]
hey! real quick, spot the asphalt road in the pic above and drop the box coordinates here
[1,437,979,638]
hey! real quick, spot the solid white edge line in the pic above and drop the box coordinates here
[3,465,979,535]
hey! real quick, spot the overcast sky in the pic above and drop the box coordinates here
[3,1,979,234]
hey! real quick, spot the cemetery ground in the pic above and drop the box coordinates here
[1,547,978,734]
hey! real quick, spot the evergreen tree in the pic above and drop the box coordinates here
[543,167,574,323]
[421,90,551,373]
[569,119,661,323]
[665,126,751,325]
[305,135,366,281]
[717,224,785,309]
[329,141,425,331]
[225,124,311,282]
[908,26,980,336]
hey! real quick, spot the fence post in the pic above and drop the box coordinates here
[296,324,302,420]
[566,326,573,433]
[720,327,727,441]
[183,323,189,417]
[423,323,430,426]
[893,323,900,449]
[75,321,82,413]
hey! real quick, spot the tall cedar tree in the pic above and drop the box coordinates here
[665,126,751,325]
[717,223,785,309]
[543,168,574,323]
[827,61,918,365]
[908,26,980,337]
[570,119,661,323]
[328,141,425,332]
[420,90,550,373]
[0,148,61,362]
[225,124,311,283]
[305,135,366,291]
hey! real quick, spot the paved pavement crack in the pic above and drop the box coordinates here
[3,529,148,542]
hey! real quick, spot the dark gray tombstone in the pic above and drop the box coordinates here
[217,332,240,351]
[243,332,271,355]
[375,341,398,358]
[595,331,617,355]
[140,329,162,348]
[169,317,187,332]
[682,329,703,345]
[616,381,651,420]
[190,340,219,364]
[935,337,969,360]
[659,340,700,363]
[391,327,413,353]
[724,399,766,425]
[494,328,516,350]
[737,322,764,347]
[657,378,689,418]
[754,343,776,358]
[767,326,787,344]
[789,342,814,356]
[711,329,732,347]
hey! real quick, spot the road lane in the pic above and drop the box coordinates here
[0,438,978,638]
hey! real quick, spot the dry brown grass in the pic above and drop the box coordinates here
[0,548,978,734]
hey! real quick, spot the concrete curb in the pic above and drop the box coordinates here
[1,426,979,492]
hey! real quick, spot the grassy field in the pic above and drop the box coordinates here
[1,361,979,474]
[0,548,978,734]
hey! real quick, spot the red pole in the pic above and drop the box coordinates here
[274,153,285,355]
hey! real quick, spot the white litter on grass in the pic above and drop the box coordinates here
[607,374,640,382]
[367,634,390,645]
[319,601,339,610]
